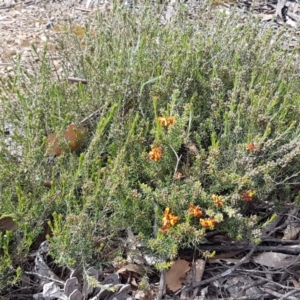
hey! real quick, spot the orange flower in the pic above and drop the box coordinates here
[158,116,175,128]
[148,147,163,162]
[157,117,168,127]
[246,142,255,151]
[161,207,179,233]
[170,216,178,226]
[241,189,255,202]
[246,142,260,152]
[200,217,217,229]
[167,117,175,125]
[189,203,203,218]
[164,207,171,215]
[212,194,225,207]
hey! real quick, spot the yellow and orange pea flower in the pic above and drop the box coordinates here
[246,142,255,151]
[246,142,260,152]
[189,203,203,218]
[167,117,175,125]
[160,207,179,233]
[200,217,217,229]
[148,147,163,162]
[212,194,225,207]
[157,117,175,128]
[241,189,255,202]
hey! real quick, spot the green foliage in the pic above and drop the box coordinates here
[0,0,300,290]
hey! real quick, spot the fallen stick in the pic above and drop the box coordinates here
[68,77,88,84]
[194,244,300,255]
[181,244,258,291]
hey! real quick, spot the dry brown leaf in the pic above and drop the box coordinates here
[261,14,273,21]
[64,124,87,151]
[134,289,155,300]
[46,124,87,156]
[42,180,52,188]
[260,214,285,238]
[186,142,200,156]
[0,216,16,231]
[282,209,300,240]
[192,259,206,298]
[165,259,191,293]
[46,133,61,156]
[225,275,259,297]
[64,277,79,297]
[283,224,300,240]
[253,252,299,268]
[130,277,138,288]
[117,263,144,276]
[292,277,300,288]
[194,259,205,283]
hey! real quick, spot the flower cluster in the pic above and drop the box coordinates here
[161,207,179,233]
[212,194,225,207]
[189,203,219,230]
[189,203,203,218]
[157,116,175,128]
[241,189,255,202]
[148,117,175,162]
[200,217,217,229]
[148,147,163,162]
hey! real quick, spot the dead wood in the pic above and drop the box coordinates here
[195,244,300,255]
[181,244,258,291]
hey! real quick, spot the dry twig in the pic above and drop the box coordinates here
[68,77,88,84]
[156,269,166,300]
[196,244,300,255]
[182,244,258,292]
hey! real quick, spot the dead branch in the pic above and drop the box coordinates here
[278,288,300,300]
[24,271,65,286]
[224,294,270,300]
[80,109,101,126]
[262,238,300,245]
[156,269,166,300]
[68,77,88,84]
[75,7,92,12]
[262,287,299,300]
[196,244,300,255]
[182,244,258,291]
[240,273,299,291]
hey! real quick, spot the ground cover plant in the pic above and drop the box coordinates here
[1,0,300,296]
